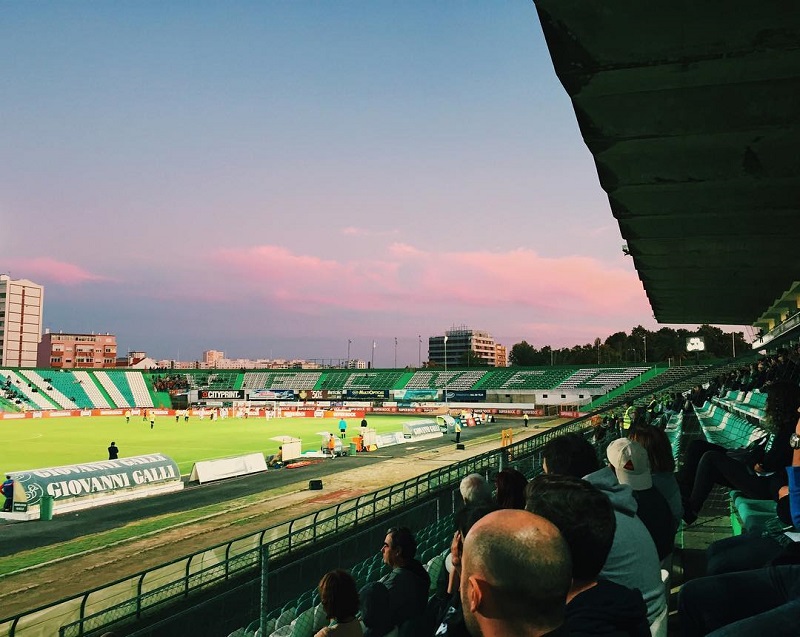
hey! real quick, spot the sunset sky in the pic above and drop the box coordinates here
[1,2,732,365]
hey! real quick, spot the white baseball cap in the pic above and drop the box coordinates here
[606,438,652,491]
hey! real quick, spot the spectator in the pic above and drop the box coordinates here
[621,401,635,435]
[316,569,363,637]
[629,425,683,526]
[680,381,800,525]
[380,527,430,636]
[268,446,283,468]
[679,563,800,636]
[460,509,571,637]
[494,468,528,510]
[695,397,800,577]
[541,433,665,624]
[460,474,492,507]
[2,475,14,512]
[682,394,800,635]
[360,582,393,637]
[429,503,497,637]
[606,438,676,561]
[525,474,649,637]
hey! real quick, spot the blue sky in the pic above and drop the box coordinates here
[2,1,698,365]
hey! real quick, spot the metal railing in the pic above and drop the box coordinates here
[2,418,591,637]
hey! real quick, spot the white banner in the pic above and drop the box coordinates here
[189,453,267,484]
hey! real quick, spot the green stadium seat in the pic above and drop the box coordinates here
[289,607,316,637]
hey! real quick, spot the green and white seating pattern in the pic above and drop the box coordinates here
[95,371,131,407]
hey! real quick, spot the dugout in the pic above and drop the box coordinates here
[1,454,183,520]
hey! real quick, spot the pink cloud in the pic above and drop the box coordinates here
[341,226,399,238]
[4,258,110,286]
[210,243,651,324]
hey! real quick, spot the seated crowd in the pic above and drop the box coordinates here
[151,373,190,392]
[296,371,800,637]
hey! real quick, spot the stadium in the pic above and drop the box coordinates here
[3,2,800,637]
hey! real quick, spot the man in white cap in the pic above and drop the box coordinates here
[606,438,676,561]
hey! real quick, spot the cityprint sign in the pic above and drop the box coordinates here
[198,390,245,400]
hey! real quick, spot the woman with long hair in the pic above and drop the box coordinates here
[316,569,363,637]
[629,425,683,526]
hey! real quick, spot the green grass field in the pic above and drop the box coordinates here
[4,413,428,475]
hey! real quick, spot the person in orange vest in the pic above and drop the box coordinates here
[327,434,336,457]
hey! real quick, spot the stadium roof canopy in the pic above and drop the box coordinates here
[532,1,800,329]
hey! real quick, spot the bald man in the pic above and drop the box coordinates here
[460,509,571,637]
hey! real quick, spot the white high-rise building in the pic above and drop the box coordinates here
[0,275,44,367]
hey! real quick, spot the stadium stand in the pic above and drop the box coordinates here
[242,371,321,390]
[315,370,352,390]
[0,394,20,412]
[402,370,487,390]
[693,402,768,450]
[72,370,112,408]
[0,372,39,410]
[183,371,243,390]
[22,370,80,409]
[234,513,455,637]
[205,372,241,389]
[713,389,766,421]
[95,370,132,408]
[12,361,783,637]
[342,370,407,390]
[478,368,574,390]
[126,371,154,408]
[0,369,56,410]
[557,366,651,393]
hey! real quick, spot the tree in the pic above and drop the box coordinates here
[508,323,750,367]
[461,350,489,366]
[509,341,537,366]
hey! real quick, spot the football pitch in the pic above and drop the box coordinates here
[4,413,425,475]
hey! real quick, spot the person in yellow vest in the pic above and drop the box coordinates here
[455,419,462,444]
[621,402,635,435]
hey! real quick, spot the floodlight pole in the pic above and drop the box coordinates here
[394,337,397,368]
[347,339,351,367]
[444,335,448,406]
[418,335,422,367]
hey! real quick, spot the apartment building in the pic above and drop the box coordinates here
[0,275,44,367]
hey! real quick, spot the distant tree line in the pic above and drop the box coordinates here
[508,325,749,366]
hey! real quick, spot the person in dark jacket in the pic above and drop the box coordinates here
[2,475,14,512]
[380,527,430,636]
[526,474,650,637]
